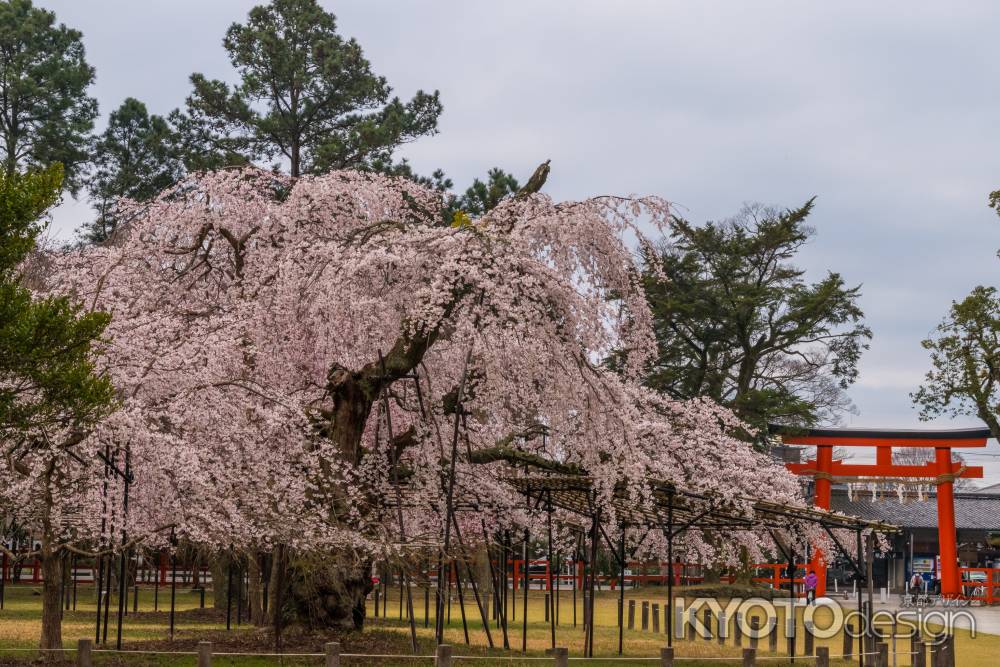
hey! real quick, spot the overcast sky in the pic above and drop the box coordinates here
[37,0,1000,481]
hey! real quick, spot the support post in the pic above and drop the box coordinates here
[115,446,132,651]
[812,444,833,597]
[742,647,756,667]
[236,561,243,626]
[449,513,494,648]
[169,539,177,640]
[876,641,888,667]
[273,545,286,652]
[935,447,960,597]
[522,529,530,653]
[499,533,510,648]
[95,445,112,644]
[666,492,674,647]
[816,646,829,667]
[617,529,625,655]
[660,646,674,667]
[325,641,340,667]
[555,552,560,625]
[867,534,876,659]
[453,559,470,645]
[550,500,558,651]
[72,554,79,611]
[586,507,600,657]
[76,639,92,667]
[132,560,139,613]
[197,641,212,667]
[571,542,577,628]
[785,610,795,659]
[552,646,568,667]
[226,556,233,631]
[379,352,418,651]
[436,643,453,667]
[509,532,516,626]
[153,553,159,612]
[857,527,866,667]
[843,622,854,662]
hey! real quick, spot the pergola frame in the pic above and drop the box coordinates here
[504,472,897,664]
[381,358,895,663]
[386,467,894,666]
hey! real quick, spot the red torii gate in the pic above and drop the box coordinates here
[770,426,990,598]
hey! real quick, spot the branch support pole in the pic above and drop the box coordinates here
[435,350,471,646]
[379,351,419,651]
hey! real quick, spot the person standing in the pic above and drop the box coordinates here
[804,571,819,605]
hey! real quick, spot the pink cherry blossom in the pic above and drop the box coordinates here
[31,167,822,571]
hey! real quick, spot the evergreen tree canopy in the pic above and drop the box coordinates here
[172,0,441,177]
[0,165,114,445]
[80,98,183,244]
[642,200,871,437]
[454,167,520,217]
[0,0,97,193]
[0,161,59,274]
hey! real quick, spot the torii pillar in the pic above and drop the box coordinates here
[770,426,989,598]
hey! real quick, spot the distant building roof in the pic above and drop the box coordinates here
[970,482,1000,496]
[769,425,993,440]
[829,489,1000,531]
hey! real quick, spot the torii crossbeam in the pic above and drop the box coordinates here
[770,425,990,597]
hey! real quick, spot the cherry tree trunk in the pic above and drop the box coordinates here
[247,552,265,625]
[268,547,282,627]
[271,370,379,629]
[39,551,63,655]
[283,553,374,630]
[734,547,754,585]
[211,554,227,611]
[274,346,416,629]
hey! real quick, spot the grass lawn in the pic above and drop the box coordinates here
[0,582,991,665]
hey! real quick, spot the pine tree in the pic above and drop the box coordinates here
[80,98,183,243]
[641,200,871,437]
[171,0,441,177]
[0,0,98,193]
